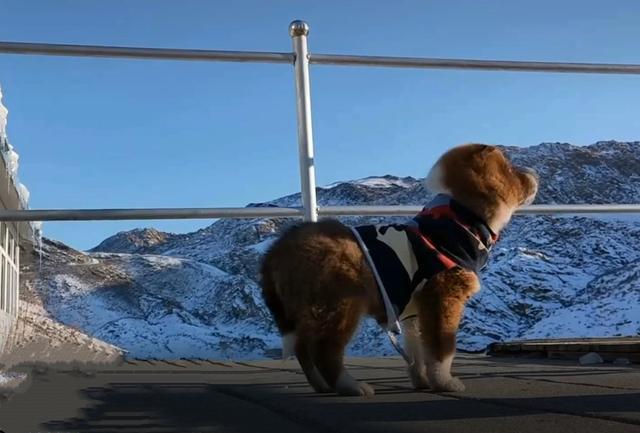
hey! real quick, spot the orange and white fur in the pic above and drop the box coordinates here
[260,144,538,396]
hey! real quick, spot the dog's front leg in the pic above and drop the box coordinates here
[415,268,480,392]
[401,316,429,389]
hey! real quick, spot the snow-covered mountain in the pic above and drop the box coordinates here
[24,141,640,359]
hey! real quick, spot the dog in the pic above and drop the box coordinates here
[260,144,538,396]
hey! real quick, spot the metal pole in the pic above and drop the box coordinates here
[290,20,319,222]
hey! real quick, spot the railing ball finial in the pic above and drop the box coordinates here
[289,20,309,37]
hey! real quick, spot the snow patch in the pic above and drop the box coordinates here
[324,176,413,190]
[250,238,274,254]
[0,371,28,388]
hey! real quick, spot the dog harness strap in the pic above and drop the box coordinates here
[387,330,413,365]
[350,227,402,334]
[351,227,414,364]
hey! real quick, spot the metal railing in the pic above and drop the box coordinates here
[0,41,294,63]
[0,204,639,222]
[1,19,640,223]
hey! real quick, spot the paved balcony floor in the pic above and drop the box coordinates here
[0,354,638,433]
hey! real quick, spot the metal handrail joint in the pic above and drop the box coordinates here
[3,41,640,74]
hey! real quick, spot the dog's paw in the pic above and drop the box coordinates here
[336,380,375,397]
[430,376,465,392]
[335,372,375,396]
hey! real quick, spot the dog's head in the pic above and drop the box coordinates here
[425,143,538,232]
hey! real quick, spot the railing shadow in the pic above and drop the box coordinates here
[40,381,640,433]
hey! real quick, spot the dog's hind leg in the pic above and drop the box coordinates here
[415,268,480,392]
[261,266,330,393]
[293,334,332,393]
[310,299,374,397]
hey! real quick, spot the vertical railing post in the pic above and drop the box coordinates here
[289,20,318,222]
[14,239,19,317]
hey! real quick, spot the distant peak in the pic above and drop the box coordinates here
[125,228,165,236]
[323,175,417,190]
[90,227,173,253]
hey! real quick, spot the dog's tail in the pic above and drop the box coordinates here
[260,261,297,360]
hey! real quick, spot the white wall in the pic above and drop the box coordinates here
[0,310,15,354]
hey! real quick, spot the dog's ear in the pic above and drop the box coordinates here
[515,169,539,205]
[476,144,501,156]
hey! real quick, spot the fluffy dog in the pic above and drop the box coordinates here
[260,144,538,396]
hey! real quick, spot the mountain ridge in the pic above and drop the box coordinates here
[25,140,640,359]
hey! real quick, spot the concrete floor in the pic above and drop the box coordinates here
[0,354,638,433]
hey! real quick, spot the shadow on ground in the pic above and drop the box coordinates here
[41,381,640,433]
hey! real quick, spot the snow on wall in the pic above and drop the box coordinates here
[0,85,40,241]
[0,86,28,206]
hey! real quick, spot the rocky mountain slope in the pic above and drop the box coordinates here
[25,141,640,359]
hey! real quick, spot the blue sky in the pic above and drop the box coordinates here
[1,0,639,250]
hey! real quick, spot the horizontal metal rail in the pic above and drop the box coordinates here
[0,41,293,63]
[514,204,640,215]
[319,206,420,216]
[1,204,639,222]
[320,204,640,216]
[0,207,304,222]
[3,41,640,75]
[310,54,640,74]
